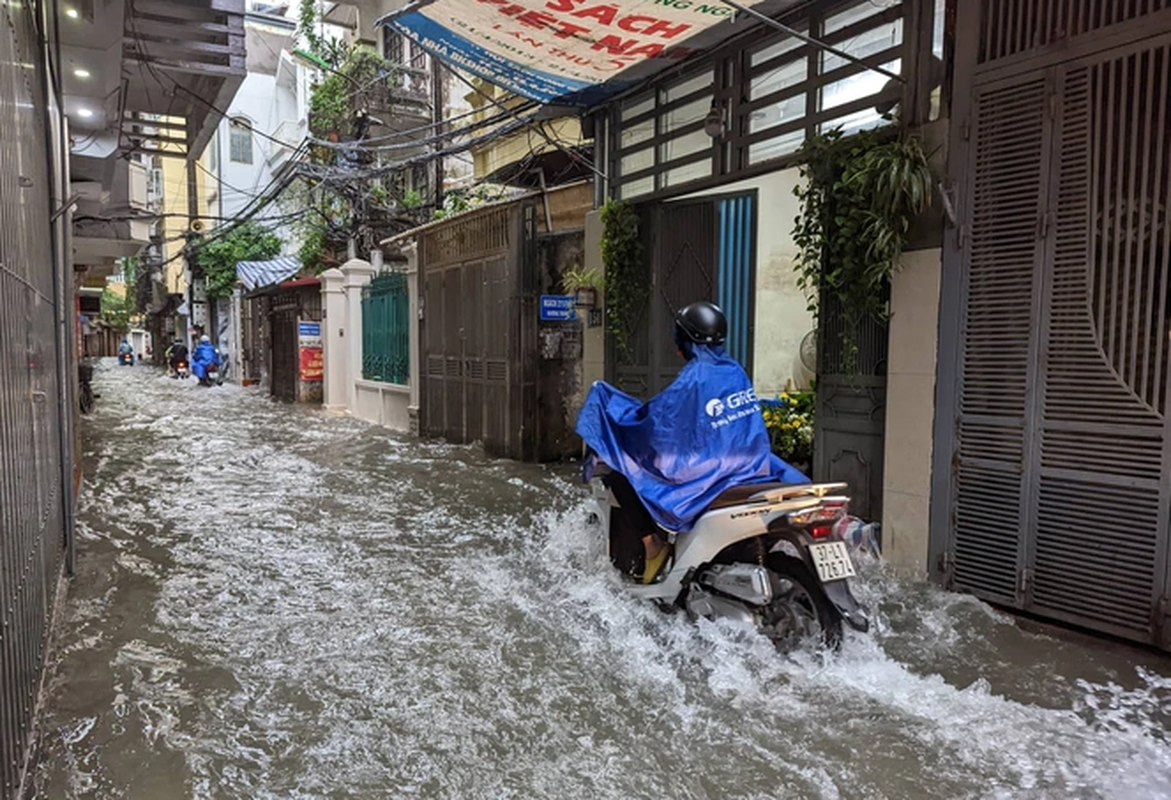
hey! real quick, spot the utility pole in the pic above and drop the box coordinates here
[430,56,444,214]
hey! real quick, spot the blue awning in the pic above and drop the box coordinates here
[236,256,302,291]
[378,0,803,106]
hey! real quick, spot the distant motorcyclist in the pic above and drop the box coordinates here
[166,338,189,377]
[191,335,220,384]
[576,301,807,583]
[117,337,133,366]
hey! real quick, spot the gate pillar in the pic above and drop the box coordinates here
[402,242,421,435]
[341,257,375,414]
[320,268,347,413]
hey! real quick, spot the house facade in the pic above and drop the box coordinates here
[376,0,1171,648]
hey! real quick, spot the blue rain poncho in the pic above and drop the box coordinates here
[575,344,809,532]
[191,342,220,379]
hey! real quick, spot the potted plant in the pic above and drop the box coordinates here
[561,264,603,307]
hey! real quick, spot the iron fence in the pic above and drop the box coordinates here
[0,0,71,794]
[362,272,410,385]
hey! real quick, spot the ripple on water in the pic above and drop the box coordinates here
[29,361,1171,799]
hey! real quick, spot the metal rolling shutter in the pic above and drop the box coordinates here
[952,76,1050,605]
[1029,47,1171,638]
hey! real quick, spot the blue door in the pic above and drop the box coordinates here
[717,194,755,369]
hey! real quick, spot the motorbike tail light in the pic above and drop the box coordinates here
[810,523,833,539]
[787,499,849,527]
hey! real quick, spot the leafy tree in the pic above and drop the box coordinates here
[193,222,282,298]
[101,285,134,331]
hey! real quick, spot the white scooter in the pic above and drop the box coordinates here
[589,472,870,649]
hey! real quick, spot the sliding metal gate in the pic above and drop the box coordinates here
[932,0,1171,646]
[0,0,72,793]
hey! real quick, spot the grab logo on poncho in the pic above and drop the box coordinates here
[705,388,761,429]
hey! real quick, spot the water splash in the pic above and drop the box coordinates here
[30,362,1171,799]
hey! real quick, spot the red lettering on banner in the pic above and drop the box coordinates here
[625,42,664,57]
[552,20,590,37]
[642,19,691,38]
[517,10,558,28]
[616,14,656,32]
[498,3,525,15]
[570,4,617,24]
[549,47,592,65]
[591,35,635,54]
[503,28,544,46]
[544,0,581,11]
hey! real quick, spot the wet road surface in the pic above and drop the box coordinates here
[29,360,1171,798]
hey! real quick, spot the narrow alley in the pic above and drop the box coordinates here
[28,364,1171,798]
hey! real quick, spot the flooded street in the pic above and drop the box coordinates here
[30,361,1171,799]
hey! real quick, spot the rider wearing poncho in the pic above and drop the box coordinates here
[576,301,808,582]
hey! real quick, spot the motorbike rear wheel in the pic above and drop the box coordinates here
[79,382,95,414]
[763,556,842,651]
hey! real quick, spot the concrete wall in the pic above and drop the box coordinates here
[679,167,815,397]
[580,211,605,413]
[320,257,412,433]
[217,71,282,221]
[354,380,410,429]
[881,248,942,574]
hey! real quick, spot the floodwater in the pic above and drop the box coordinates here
[29,360,1171,799]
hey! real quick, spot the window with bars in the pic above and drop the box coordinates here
[384,28,405,66]
[229,118,253,164]
[607,0,911,200]
[383,28,430,95]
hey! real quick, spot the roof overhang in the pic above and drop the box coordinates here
[376,0,808,105]
[61,0,247,163]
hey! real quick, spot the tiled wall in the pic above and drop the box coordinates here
[882,248,942,573]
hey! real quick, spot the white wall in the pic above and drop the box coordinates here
[217,71,282,221]
[882,248,942,574]
[679,167,815,397]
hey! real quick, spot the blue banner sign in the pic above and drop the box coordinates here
[540,295,577,321]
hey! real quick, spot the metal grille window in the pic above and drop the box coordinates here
[384,28,405,65]
[615,69,716,200]
[608,0,909,199]
[362,272,410,385]
[229,118,253,164]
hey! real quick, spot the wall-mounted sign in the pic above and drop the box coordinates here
[299,319,323,382]
[540,295,577,321]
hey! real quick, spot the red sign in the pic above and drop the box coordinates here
[299,347,323,382]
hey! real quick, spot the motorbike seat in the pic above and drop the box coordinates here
[705,482,788,512]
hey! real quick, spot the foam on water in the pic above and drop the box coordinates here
[30,361,1171,799]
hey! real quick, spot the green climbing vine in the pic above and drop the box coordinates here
[297,0,323,55]
[792,127,934,370]
[600,199,647,362]
[193,222,282,299]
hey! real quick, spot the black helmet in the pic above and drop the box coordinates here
[674,301,727,346]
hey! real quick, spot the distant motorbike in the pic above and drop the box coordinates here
[118,352,134,366]
[198,352,225,387]
[589,472,869,650]
[172,359,190,380]
[199,362,219,387]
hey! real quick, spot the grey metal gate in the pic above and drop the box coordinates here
[419,203,539,460]
[0,0,72,793]
[932,0,1171,646]
[814,296,887,522]
[270,293,299,401]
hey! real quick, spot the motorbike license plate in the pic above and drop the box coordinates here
[809,542,856,583]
